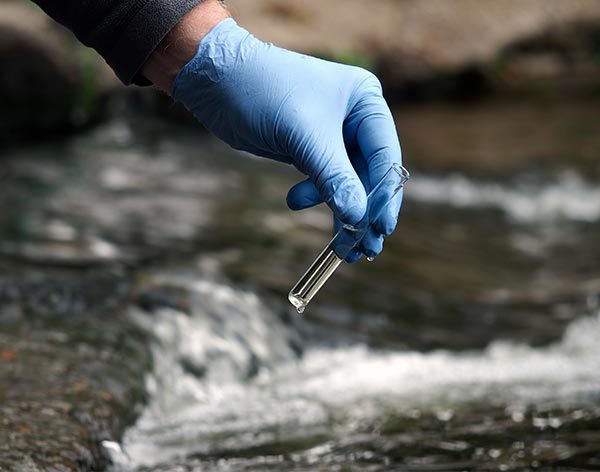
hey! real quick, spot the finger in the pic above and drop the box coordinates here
[333,150,385,258]
[287,178,323,211]
[243,148,292,164]
[380,188,403,236]
[345,248,363,264]
[333,215,344,235]
[359,228,384,259]
[333,217,383,260]
[348,90,403,236]
[305,138,368,227]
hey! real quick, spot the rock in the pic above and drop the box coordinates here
[2,0,599,143]
[0,1,123,144]
[0,267,150,471]
[230,0,600,70]
[229,0,600,98]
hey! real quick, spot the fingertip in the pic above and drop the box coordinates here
[345,248,363,264]
[374,217,398,237]
[373,190,403,236]
[360,230,384,258]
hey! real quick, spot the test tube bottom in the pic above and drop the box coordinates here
[288,248,343,314]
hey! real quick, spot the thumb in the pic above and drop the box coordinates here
[304,140,367,226]
[287,178,323,211]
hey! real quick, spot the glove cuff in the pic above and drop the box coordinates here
[171,17,250,98]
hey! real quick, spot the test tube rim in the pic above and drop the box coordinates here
[390,163,410,184]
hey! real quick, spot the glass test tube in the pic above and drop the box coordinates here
[289,163,410,314]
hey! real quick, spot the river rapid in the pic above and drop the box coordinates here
[1,100,600,471]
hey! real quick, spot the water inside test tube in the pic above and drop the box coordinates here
[289,164,410,313]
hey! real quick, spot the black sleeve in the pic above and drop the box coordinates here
[32,0,204,85]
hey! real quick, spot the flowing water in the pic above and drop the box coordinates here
[1,100,600,471]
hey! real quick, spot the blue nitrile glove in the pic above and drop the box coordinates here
[172,19,403,262]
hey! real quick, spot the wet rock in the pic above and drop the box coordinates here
[0,267,150,471]
[0,1,123,144]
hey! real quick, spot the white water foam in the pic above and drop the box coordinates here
[114,278,600,469]
[408,172,600,223]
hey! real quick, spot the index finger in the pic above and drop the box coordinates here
[353,90,403,235]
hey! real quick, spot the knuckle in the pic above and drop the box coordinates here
[356,69,382,93]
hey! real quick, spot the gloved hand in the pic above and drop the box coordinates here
[172,19,403,262]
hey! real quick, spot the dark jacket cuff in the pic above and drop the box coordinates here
[109,0,204,85]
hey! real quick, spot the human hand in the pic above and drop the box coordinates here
[172,19,403,262]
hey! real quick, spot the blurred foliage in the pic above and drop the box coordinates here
[73,46,101,124]
[331,49,375,71]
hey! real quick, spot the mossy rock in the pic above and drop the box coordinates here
[0,2,122,145]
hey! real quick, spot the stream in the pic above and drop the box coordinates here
[1,99,599,471]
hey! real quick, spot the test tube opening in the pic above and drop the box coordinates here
[391,162,411,183]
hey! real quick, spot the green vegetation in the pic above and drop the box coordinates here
[315,49,377,72]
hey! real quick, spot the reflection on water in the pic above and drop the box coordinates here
[1,100,600,470]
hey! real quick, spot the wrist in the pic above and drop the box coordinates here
[142,0,230,94]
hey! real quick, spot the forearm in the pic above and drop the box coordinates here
[31,0,224,85]
[141,0,230,94]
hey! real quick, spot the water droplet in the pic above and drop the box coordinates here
[297,306,305,314]
[367,257,375,262]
